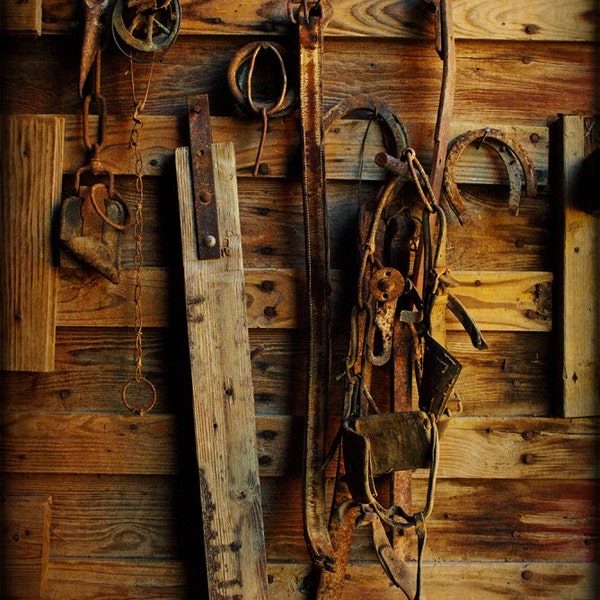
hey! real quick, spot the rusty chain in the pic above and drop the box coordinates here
[121,57,157,416]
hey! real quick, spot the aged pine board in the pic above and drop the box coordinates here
[1,474,596,566]
[41,559,599,599]
[0,114,64,372]
[0,0,42,36]
[39,0,599,42]
[1,495,52,598]
[556,115,600,417]
[59,115,549,184]
[260,476,599,564]
[2,37,598,125]
[44,559,189,599]
[175,143,268,599]
[57,266,553,332]
[3,412,598,479]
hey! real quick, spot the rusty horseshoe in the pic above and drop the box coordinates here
[443,127,538,224]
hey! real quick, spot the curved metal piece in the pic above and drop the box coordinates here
[323,94,409,159]
[443,127,538,224]
[228,41,296,117]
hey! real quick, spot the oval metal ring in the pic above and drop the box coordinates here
[228,41,296,117]
[443,127,537,224]
[89,183,131,232]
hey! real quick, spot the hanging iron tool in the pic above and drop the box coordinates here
[61,51,130,284]
[290,0,336,571]
[79,0,112,96]
[228,41,297,175]
[317,95,410,598]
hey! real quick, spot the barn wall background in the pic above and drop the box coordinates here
[1,1,599,598]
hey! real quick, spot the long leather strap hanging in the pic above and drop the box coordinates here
[294,0,336,570]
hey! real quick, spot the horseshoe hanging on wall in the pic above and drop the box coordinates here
[443,127,537,224]
[111,0,182,60]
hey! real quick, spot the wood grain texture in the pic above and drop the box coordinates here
[175,143,268,599]
[59,115,549,184]
[555,115,600,417]
[0,114,64,371]
[38,0,600,42]
[40,559,600,599]
[1,495,51,597]
[2,37,598,125]
[57,266,552,332]
[3,412,597,479]
[0,0,42,36]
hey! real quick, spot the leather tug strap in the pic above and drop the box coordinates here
[296,0,336,570]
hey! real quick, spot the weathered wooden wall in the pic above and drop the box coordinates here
[1,1,599,598]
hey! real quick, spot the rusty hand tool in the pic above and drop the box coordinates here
[292,0,336,572]
[79,0,113,96]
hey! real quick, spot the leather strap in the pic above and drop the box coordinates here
[296,0,336,571]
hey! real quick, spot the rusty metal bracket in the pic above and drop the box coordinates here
[187,94,220,260]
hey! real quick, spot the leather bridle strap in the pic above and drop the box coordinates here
[295,0,336,570]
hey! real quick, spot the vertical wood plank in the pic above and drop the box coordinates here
[557,115,600,417]
[175,143,268,599]
[1,495,52,597]
[0,115,65,371]
[0,0,42,36]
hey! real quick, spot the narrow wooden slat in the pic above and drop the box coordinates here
[175,143,268,599]
[0,114,65,371]
[556,115,600,417]
[0,0,42,36]
[3,413,596,479]
[39,0,599,42]
[61,115,549,184]
[1,495,51,597]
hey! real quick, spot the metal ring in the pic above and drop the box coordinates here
[228,41,296,117]
[122,377,157,416]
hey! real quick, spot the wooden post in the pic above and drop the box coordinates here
[175,143,268,599]
[555,115,599,417]
[0,115,65,372]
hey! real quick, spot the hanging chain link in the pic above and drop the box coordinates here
[121,57,157,416]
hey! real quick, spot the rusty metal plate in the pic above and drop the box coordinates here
[187,94,220,260]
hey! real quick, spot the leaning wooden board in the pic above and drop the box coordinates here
[175,142,268,598]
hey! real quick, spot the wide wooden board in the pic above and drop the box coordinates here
[175,142,268,599]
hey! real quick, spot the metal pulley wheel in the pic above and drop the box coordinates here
[111,0,181,60]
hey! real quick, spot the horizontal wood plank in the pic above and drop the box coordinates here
[2,37,597,126]
[42,559,600,599]
[57,266,552,332]
[2,474,596,564]
[2,412,598,479]
[39,0,600,42]
[44,559,189,599]
[60,115,549,184]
